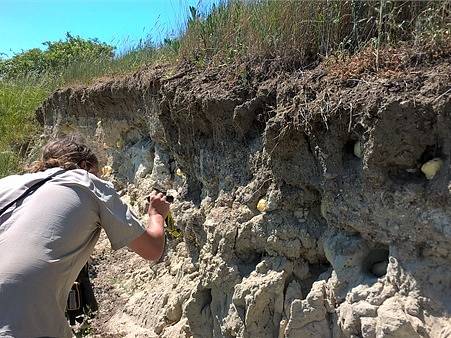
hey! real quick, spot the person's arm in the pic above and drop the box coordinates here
[128,192,169,261]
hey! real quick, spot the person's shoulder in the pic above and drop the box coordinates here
[0,173,21,186]
[0,169,52,187]
[53,169,119,202]
[66,169,117,193]
[59,169,107,184]
[87,171,115,189]
[0,174,20,192]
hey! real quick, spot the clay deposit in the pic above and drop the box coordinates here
[36,50,451,337]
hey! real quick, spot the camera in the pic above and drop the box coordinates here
[146,187,174,203]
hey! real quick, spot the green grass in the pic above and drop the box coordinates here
[0,81,50,177]
[0,0,449,178]
[0,81,48,148]
[178,0,450,66]
[0,151,20,178]
[45,46,170,85]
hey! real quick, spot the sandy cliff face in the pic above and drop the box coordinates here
[37,56,451,337]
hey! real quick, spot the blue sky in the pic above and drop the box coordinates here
[0,0,217,57]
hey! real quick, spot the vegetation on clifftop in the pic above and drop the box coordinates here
[0,0,450,177]
[180,0,450,66]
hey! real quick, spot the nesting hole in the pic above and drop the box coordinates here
[237,251,263,278]
[180,176,203,206]
[342,139,363,176]
[300,262,332,297]
[254,107,270,136]
[185,288,214,336]
[362,248,389,278]
[342,138,362,162]
[387,166,424,183]
[419,144,443,164]
[388,143,444,184]
[200,289,212,312]
[343,139,357,155]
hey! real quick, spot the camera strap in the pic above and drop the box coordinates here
[0,170,64,217]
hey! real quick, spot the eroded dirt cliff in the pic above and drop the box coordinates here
[37,50,451,337]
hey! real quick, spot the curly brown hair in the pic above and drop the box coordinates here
[27,136,99,174]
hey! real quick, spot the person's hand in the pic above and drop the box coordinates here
[147,191,170,219]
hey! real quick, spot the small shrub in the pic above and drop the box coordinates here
[0,33,114,79]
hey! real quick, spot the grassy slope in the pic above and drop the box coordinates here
[0,82,49,176]
[0,0,449,177]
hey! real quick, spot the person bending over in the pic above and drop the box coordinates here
[0,137,168,338]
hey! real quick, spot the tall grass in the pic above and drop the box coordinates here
[0,81,50,177]
[0,0,449,178]
[178,0,450,66]
[0,81,48,148]
[45,45,174,86]
[0,151,20,178]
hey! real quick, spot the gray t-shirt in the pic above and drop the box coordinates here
[0,168,146,338]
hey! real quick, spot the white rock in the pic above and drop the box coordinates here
[257,198,268,212]
[421,158,443,180]
[354,141,363,159]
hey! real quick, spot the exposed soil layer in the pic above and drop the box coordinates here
[37,47,451,337]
